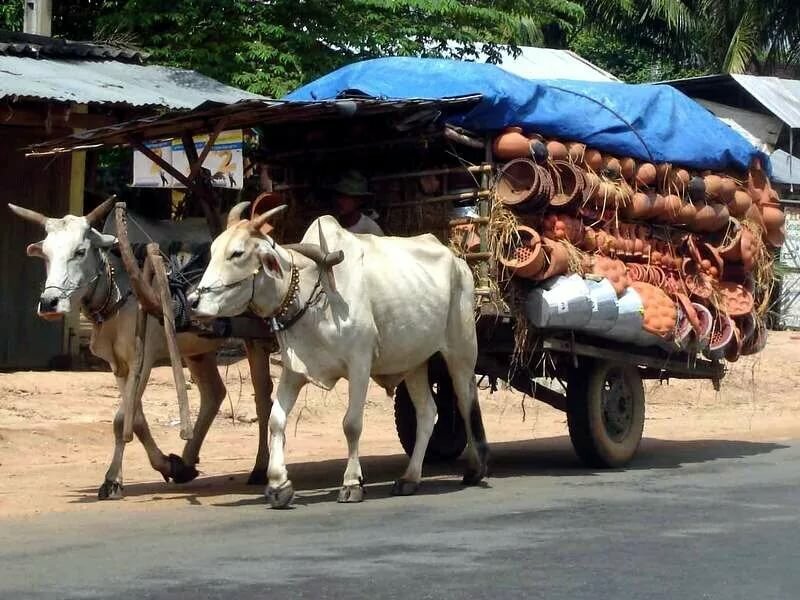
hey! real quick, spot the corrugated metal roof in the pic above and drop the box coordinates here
[771,149,800,185]
[481,46,619,82]
[28,95,483,154]
[660,73,800,129]
[0,31,146,62]
[0,55,264,108]
[731,74,800,129]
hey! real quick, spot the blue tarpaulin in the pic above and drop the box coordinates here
[286,57,767,172]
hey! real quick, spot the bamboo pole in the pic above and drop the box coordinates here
[146,243,193,441]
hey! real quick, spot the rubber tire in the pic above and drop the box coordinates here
[567,359,645,468]
[394,355,467,463]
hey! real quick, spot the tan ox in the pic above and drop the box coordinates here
[189,203,488,508]
[8,200,273,499]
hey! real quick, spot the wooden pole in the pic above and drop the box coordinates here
[114,203,161,314]
[146,243,193,441]
[181,132,223,236]
[124,305,148,443]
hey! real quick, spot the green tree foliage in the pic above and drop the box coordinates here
[0,2,23,31]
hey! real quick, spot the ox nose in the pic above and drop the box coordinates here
[38,295,59,313]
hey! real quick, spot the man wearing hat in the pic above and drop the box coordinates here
[329,170,384,236]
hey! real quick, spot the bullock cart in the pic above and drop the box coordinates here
[29,94,729,471]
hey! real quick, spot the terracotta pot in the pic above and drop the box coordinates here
[635,162,657,188]
[740,315,767,356]
[620,157,637,183]
[630,281,677,338]
[704,174,723,202]
[760,200,786,231]
[744,202,765,229]
[581,226,598,252]
[692,302,714,346]
[729,189,752,218]
[497,159,549,211]
[718,281,755,317]
[720,177,737,205]
[548,160,584,208]
[529,139,549,164]
[688,176,706,203]
[669,169,690,196]
[708,311,735,356]
[451,224,481,253]
[677,199,698,226]
[584,149,604,172]
[651,194,668,220]
[567,142,586,163]
[493,127,530,160]
[663,194,683,223]
[655,163,671,188]
[546,140,569,161]
[498,225,545,279]
[542,213,584,245]
[621,191,653,220]
[747,159,770,206]
[590,256,629,296]
[534,238,570,280]
[725,321,743,362]
[691,202,722,233]
[711,203,730,232]
[675,293,702,337]
[602,155,622,179]
[717,219,756,269]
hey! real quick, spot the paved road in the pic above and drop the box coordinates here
[2,435,798,599]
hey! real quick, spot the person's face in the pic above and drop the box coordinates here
[336,194,358,216]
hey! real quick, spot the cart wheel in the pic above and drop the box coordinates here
[394,355,467,463]
[567,359,645,468]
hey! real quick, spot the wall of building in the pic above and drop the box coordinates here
[0,126,72,369]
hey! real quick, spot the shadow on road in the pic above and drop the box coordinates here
[69,436,788,508]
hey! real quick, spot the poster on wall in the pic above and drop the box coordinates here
[171,130,244,190]
[131,130,244,190]
[131,139,173,187]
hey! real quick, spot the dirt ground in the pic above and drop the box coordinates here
[1,331,799,520]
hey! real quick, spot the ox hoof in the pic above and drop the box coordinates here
[98,480,123,500]
[462,466,488,486]
[390,479,419,496]
[337,482,365,503]
[168,454,199,484]
[247,469,268,486]
[266,480,295,509]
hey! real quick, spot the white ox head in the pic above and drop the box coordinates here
[189,202,291,319]
[8,199,117,318]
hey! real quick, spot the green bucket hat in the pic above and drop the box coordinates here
[329,170,373,197]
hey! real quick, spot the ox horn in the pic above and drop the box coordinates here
[227,201,252,227]
[249,204,288,233]
[8,203,49,227]
[85,194,117,226]
[285,244,344,268]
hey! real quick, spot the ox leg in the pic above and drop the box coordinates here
[338,368,370,503]
[392,364,436,496]
[265,370,305,509]
[173,352,226,484]
[442,354,489,486]
[244,340,274,485]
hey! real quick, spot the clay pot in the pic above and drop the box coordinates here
[744,202,765,229]
[590,256,629,297]
[740,315,767,356]
[677,199,698,226]
[534,238,570,280]
[663,194,683,223]
[655,163,671,187]
[602,155,622,179]
[548,160,584,208]
[498,225,545,279]
[717,219,756,270]
[630,281,678,338]
[691,202,727,232]
[581,226,598,252]
[620,157,637,183]
[718,281,755,317]
[725,322,743,362]
[651,194,668,220]
[584,148,604,172]
[669,169,690,196]
[635,162,657,188]
[497,159,547,211]
[530,139,549,164]
[707,311,735,357]
[688,176,706,203]
[760,200,786,246]
[567,142,586,163]
[451,224,481,253]
[546,140,569,161]
[720,177,737,205]
[621,191,653,220]
[747,159,770,206]
[493,127,530,160]
[675,293,703,338]
[542,213,584,245]
[704,174,723,202]
[729,189,752,218]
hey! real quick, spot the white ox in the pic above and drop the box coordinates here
[189,204,489,508]
[8,200,273,499]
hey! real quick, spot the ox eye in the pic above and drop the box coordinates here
[230,250,244,260]
[74,248,87,258]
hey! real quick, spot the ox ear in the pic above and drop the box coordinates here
[26,241,45,258]
[257,245,282,277]
[87,228,118,248]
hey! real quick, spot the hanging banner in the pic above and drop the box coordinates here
[171,130,244,190]
[131,130,244,190]
[131,139,174,187]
